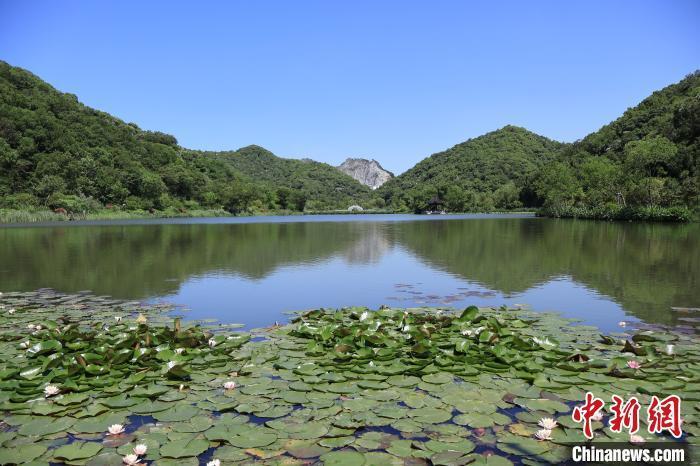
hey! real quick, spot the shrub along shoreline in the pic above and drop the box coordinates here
[537,205,695,222]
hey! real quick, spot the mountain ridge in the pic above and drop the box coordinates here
[0,60,697,218]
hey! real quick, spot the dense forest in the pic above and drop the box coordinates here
[378,126,563,212]
[212,145,377,212]
[0,61,373,215]
[380,72,699,220]
[0,60,698,220]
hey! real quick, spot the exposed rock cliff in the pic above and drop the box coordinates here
[337,158,393,189]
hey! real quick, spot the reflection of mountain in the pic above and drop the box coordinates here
[342,223,392,265]
[395,218,700,325]
[0,218,697,326]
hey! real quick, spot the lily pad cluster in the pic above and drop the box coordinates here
[0,291,698,465]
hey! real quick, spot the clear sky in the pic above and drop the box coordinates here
[1,1,698,174]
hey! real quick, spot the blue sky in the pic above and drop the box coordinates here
[1,1,698,174]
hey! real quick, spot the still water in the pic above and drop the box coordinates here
[1,214,698,332]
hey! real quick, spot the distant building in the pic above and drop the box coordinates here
[425,196,446,214]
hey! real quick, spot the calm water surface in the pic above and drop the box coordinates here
[1,214,698,332]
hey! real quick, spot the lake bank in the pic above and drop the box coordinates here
[0,208,537,226]
[0,290,696,465]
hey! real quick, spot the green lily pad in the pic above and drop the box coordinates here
[320,450,367,465]
[160,437,210,458]
[52,441,103,461]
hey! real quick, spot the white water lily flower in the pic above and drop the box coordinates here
[666,344,674,355]
[115,316,123,322]
[535,429,552,440]
[122,454,140,465]
[208,338,217,347]
[44,385,60,397]
[179,384,185,391]
[175,348,185,354]
[359,311,369,321]
[167,361,177,370]
[591,410,604,422]
[133,444,148,455]
[629,434,645,444]
[19,340,30,349]
[402,324,410,332]
[136,314,147,324]
[368,361,375,367]
[8,308,15,315]
[207,460,221,466]
[107,424,126,435]
[618,321,627,327]
[532,336,555,347]
[538,418,558,430]
[27,324,36,330]
[224,381,236,390]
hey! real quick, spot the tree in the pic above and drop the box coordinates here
[533,162,582,211]
[579,157,621,206]
[624,137,678,206]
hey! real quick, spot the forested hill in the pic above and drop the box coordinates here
[380,72,699,218]
[0,61,372,214]
[534,71,699,218]
[378,126,564,212]
[212,145,374,211]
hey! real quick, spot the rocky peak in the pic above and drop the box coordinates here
[337,158,393,189]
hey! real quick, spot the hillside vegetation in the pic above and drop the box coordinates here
[1,60,697,221]
[539,71,699,220]
[380,72,699,220]
[379,126,562,212]
[212,145,376,211]
[0,61,373,216]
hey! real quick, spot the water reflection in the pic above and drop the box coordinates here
[0,216,697,329]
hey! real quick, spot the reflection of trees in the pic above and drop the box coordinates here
[0,222,365,297]
[395,218,700,325]
[0,218,697,326]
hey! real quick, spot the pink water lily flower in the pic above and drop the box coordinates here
[538,418,558,430]
[44,385,60,397]
[107,424,126,435]
[627,360,641,370]
[630,434,645,444]
[224,381,236,390]
[133,444,148,455]
[122,454,140,465]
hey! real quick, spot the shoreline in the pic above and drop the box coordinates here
[0,209,538,226]
[2,205,695,226]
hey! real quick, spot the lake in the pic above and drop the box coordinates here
[1,214,698,332]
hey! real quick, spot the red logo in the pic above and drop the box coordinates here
[572,392,605,439]
[609,395,640,434]
[572,392,683,439]
[647,395,682,438]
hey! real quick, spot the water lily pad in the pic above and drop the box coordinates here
[320,450,366,465]
[154,405,202,422]
[0,444,47,464]
[160,437,209,458]
[229,429,278,448]
[284,439,331,458]
[52,441,103,461]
